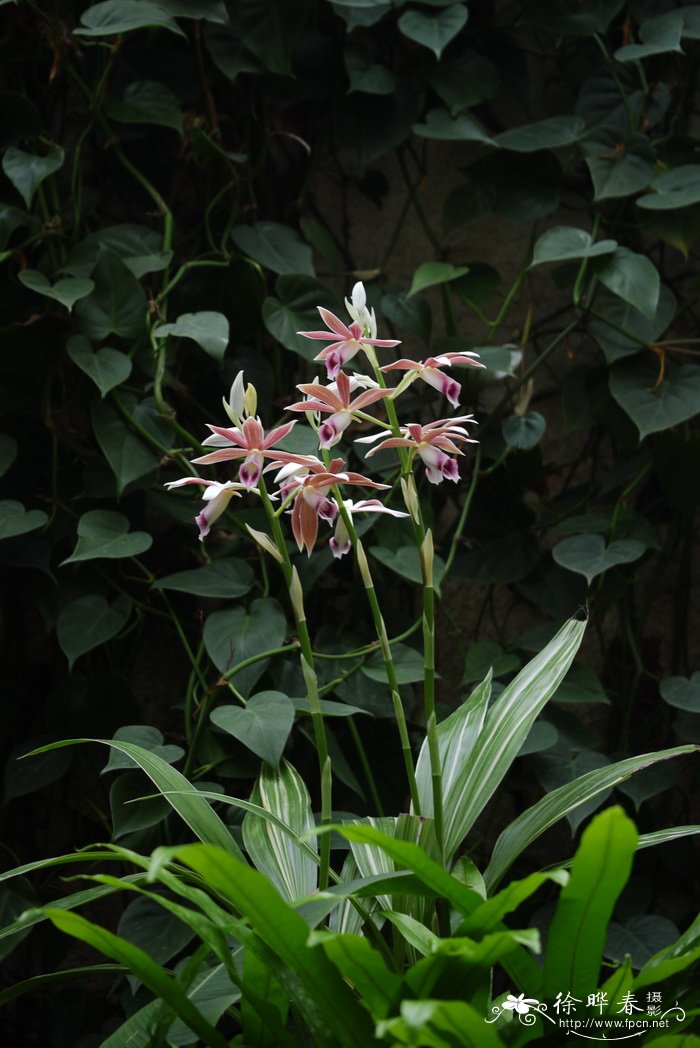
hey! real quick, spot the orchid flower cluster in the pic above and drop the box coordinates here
[166,282,483,556]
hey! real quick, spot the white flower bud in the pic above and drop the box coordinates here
[246,524,283,563]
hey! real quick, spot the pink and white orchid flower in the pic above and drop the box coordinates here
[288,370,392,448]
[381,352,484,408]
[163,477,246,541]
[297,298,400,380]
[271,456,390,555]
[360,416,477,485]
[330,498,409,559]
[192,416,296,489]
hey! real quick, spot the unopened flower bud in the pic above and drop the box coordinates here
[355,539,374,590]
[244,382,258,418]
[289,565,305,623]
[400,475,421,524]
[223,371,245,425]
[246,524,283,563]
[420,529,434,588]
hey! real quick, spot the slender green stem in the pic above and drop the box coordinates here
[348,718,384,815]
[442,446,481,578]
[221,642,301,682]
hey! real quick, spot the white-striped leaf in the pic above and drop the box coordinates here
[436,619,585,861]
[348,817,399,914]
[413,672,491,856]
[329,855,368,937]
[484,744,696,890]
[243,760,318,903]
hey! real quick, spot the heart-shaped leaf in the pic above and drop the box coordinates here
[412,108,492,143]
[615,10,683,61]
[107,81,182,133]
[462,641,521,684]
[2,143,64,208]
[102,726,185,773]
[92,396,172,494]
[616,760,681,811]
[552,533,646,584]
[57,594,131,669]
[232,221,313,276]
[582,132,655,201]
[502,410,546,449]
[660,672,700,712]
[203,598,287,697]
[593,247,660,320]
[0,500,47,540]
[369,545,446,592]
[362,643,425,684]
[62,510,152,564]
[74,1,186,38]
[407,261,470,297]
[210,692,295,767]
[637,164,700,210]
[67,335,132,396]
[18,269,94,311]
[154,311,229,364]
[262,275,342,359]
[495,115,586,153]
[75,249,147,341]
[588,285,676,363]
[531,226,617,266]
[399,4,468,59]
[153,560,254,599]
[609,360,700,439]
[64,224,172,279]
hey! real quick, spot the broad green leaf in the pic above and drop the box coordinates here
[638,164,700,211]
[531,226,617,265]
[429,49,500,115]
[75,1,186,38]
[0,500,47,540]
[262,275,341,359]
[241,948,290,1048]
[232,222,313,276]
[211,692,294,768]
[153,560,254,599]
[399,4,468,59]
[588,285,676,363]
[519,720,558,756]
[377,998,507,1047]
[458,869,568,938]
[462,641,520,684]
[362,643,424,684]
[175,844,376,1047]
[414,675,492,860]
[242,760,318,902]
[2,143,64,208]
[407,261,470,297]
[634,913,700,989]
[616,758,681,810]
[606,915,679,968]
[62,510,152,564]
[582,132,656,201]
[616,10,683,61]
[311,930,403,1018]
[593,247,660,320]
[502,410,545,449]
[4,738,71,803]
[661,672,700,712]
[543,807,637,998]
[107,81,182,132]
[552,534,646,584]
[610,360,700,439]
[229,0,310,76]
[18,269,94,310]
[0,964,126,1008]
[381,911,439,956]
[92,394,172,494]
[495,115,585,152]
[204,598,286,696]
[25,738,244,858]
[154,311,229,363]
[42,910,228,1047]
[75,249,147,341]
[0,434,17,477]
[102,725,185,772]
[369,545,446,591]
[553,663,609,704]
[110,773,170,838]
[117,895,195,966]
[452,531,540,584]
[484,745,696,890]
[56,594,131,669]
[344,46,396,95]
[433,619,585,858]
[380,289,432,343]
[66,335,132,396]
[64,224,172,279]
[412,107,493,143]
